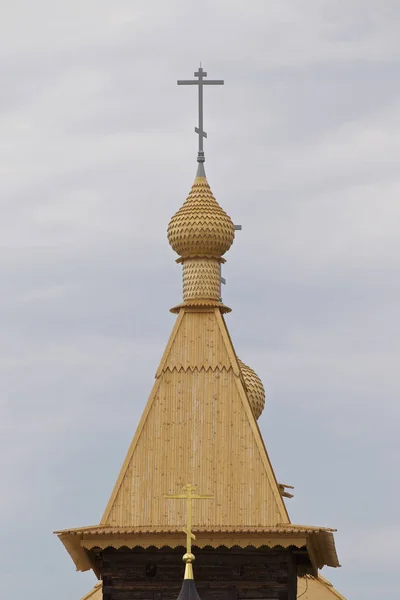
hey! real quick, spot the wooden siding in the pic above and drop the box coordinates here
[158,310,235,373]
[101,308,288,527]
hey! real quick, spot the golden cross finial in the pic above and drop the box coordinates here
[165,482,214,575]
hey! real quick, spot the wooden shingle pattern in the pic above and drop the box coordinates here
[168,176,235,258]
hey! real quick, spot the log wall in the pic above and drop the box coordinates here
[99,546,298,600]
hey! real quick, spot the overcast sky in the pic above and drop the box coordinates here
[1,2,399,599]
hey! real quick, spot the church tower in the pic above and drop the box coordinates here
[56,66,342,600]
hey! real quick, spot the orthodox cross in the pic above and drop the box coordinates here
[177,66,224,165]
[165,483,214,554]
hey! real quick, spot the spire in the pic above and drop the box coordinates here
[196,161,206,178]
[171,66,233,312]
[176,553,201,600]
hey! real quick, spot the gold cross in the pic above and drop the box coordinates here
[165,483,214,554]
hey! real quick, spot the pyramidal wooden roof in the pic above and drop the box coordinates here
[297,575,348,599]
[56,305,339,573]
[80,583,102,600]
[101,306,289,528]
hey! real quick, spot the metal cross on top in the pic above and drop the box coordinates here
[165,483,214,554]
[177,66,224,166]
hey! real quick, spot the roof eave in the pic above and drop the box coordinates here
[307,531,341,570]
[55,526,339,573]
[57,533,94,573]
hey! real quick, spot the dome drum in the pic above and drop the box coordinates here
[182,258,221,302]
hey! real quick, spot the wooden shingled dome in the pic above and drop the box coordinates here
[168,176,235,258]
[238,358,266,419]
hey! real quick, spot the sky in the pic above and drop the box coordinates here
[1,1,399,599]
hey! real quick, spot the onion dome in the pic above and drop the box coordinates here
[176,552,202,600]
[168,175,235,259]
[238,358,266,419]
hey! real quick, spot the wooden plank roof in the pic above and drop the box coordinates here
[298,574,347,599]
[101,307,289,529]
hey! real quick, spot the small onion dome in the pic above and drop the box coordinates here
[168,176,235,258]
[238,358,266,419]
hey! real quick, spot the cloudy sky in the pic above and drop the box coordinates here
[1,2,399,599]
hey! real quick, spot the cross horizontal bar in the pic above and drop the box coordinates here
[195,127,207,138]
[177,80,224,85]
[183,528,196,540]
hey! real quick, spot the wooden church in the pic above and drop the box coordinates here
[56,67,346,600]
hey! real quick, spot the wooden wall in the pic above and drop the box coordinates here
[99,546,299,600]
